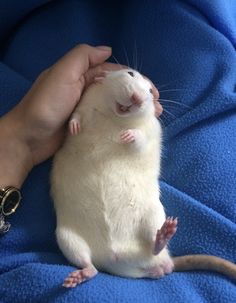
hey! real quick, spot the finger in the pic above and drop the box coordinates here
[154,100,163,117]
[52,44,112,82]
[143,76,159,100]
[149,80,159,101]
[150,83,163,117]
[143,76,163,117]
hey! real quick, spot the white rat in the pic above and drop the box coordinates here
[51,69,236,288]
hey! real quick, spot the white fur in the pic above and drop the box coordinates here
[51,69,173,278]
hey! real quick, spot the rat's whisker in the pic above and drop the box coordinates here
[154,97,184,104]
[160,112,172,123]
[157,116,164,125]
[162,108,177,119]
[133,39,138,70]
[162,104,185,111]
[159,88,188,93]
[156,83,170,90]
[154,79,180,90]
[138,57,143,73]
[112,55,122,68]
[122,44,131,69]
[159,98,192,109]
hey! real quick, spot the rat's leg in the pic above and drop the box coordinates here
[139,214,175,277]
[143,248,174,278]
[56,226,97,287]
[140,217,177,278]
[120,129,146,148]
[63,265,98,288]
[69,112,81,135]
[153,217,178,255]
[139,202,177,254]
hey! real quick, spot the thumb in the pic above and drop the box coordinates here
[94,45,113,62]
[53,44,112,82]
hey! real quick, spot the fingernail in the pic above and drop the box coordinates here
[96,45,112,51]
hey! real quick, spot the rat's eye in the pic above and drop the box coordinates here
[128,71,134,77]
[149,88,153,94]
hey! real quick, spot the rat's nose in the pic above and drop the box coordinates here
[131,92,143,107]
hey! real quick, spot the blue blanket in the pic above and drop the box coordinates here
[0,0,236,302]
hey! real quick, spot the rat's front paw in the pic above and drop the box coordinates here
[120,129,137,144]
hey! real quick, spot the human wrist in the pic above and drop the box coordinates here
[0,110,34,188]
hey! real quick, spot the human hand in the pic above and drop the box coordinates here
[11,45,119,165]
[0,44,118,187]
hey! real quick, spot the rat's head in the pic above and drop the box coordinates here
[94,69,159,119]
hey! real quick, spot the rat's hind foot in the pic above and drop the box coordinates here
[153,217,178,255]
[146,257,174,278]
[62,266,98,288]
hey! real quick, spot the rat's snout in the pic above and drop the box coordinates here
[130,92,143,107]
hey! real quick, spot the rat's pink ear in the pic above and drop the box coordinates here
[94,70,110,84]
[94,76,105,84]
[101,70,110,76]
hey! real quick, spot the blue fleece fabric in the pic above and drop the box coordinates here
[0,0,236,302]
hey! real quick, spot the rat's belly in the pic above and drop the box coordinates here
[51,142,162,263]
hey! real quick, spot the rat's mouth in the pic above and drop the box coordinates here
[115,101,133,115]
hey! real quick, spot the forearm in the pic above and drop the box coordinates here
[0,110,33,188]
